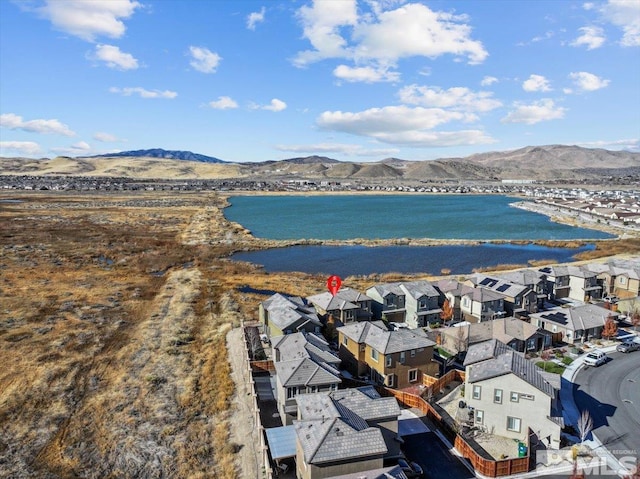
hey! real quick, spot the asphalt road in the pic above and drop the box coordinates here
[402,432,475,479]
[572,350,640,466]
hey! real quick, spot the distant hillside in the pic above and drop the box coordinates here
[87,148,226,163]
[1,145,639,182]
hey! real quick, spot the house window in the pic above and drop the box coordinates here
[463,297,470,307]
[386,356,392,367]
[410,349,416,358]
[287,387,296,399]
[472,385,481,400]
[475,410,484,424]
[510,392,519,402]
[371,349,379,362]
[419,299,428,309]
[385,296,395,306]
[359,344,366,352]
[408,369,418,383]
[620,276,627,285]
[386,374,395,387]
[342,336,348,346]
[494,389,503,404]
[400,352,406,363]
[507,416,522,432]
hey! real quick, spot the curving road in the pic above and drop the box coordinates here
[572,351,640,465]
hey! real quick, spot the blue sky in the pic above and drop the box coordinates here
[1,0,639,163]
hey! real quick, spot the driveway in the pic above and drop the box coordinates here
[572,350,640,467]
[401,432,475,479]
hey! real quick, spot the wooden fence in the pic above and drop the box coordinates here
[423,368,466,392]
[379,385,530,477]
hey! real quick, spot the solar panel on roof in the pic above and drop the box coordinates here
[480,278,493,286]
[496,284,510,292]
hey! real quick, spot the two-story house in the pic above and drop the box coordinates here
[538,265,571,300]
[460,287,506,323]
[307,287,373,327]
[466,274,537,317]
[566,265,602,302]
[434,278,470,323]
[463,339,563,449]
[586,261,640,299]
[366,280,441,328]
[293,386,402,479]
[496,269,549,311]
[259,293,323,338]
[272,332,342,425]
[337,320,438,389]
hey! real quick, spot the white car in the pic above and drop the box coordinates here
[583,350,607,367]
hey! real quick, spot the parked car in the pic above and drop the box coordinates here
[583,350,607,367]
[398,458,424,478]
[616,341,640,353]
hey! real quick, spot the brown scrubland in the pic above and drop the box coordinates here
[1,191,639,478]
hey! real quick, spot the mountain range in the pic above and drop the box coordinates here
[1,145,639,182]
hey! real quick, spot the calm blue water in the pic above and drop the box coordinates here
[231,243,596,276]
[225,195,609,276]
[225,195,613,240]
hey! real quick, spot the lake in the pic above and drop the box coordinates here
[224,194,611,275]
[224,194,613,241]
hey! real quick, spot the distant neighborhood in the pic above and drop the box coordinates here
[243,257,640,479]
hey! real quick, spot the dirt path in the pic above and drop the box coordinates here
[227,326,264,479]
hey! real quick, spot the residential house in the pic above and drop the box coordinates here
[307,287,373,326]
[529,303,618,344]
[366,280,441,328]
[585,261,640,299]
[460,287,506,323]
[565,265,602,302]
[496,269,549,311]
[337,320,438,389]
[273,332,342,425]
[439,317,552,357]
[259,293,323,338]
[466,274,537,317]
[293,386,402,479]
[463,339,563,449]
[538,265,571,300]
[434,278,470,323]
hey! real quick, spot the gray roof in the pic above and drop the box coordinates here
[463,287,505,303]
[538,265,570,277]
[444,317,541,348]
[369,280,439,299]
[530,303,616,331]
[470,274,529,298]
[307,290,362,313]
[338,321,435,354]
[294,386,400,465]
[565,265,598,279]
[261,293,322,331]
[275,357,341,388]
[466,339,556,397]
[463,338,513,366]
[496,269,546,287]
[272,332,340,366]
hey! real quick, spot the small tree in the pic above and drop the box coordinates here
[440,299,454,326]
[602,315,618,340]
[577,409,593,444]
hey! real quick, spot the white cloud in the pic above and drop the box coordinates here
[0,113,75,136]
[294,1,487,82]
[568,71,610,92]
[502,99,566,124]
[51,141,92,155]
[333,64,400,83]
[480,76,498,86]
[316,105,495,147]
[208,96,238,110]
[522,74,552,92]
[188,46,221,74]
[398,85,502,112]
[0,141,42,156]
[247,6,266,30]
[576,138,640,151]
[251,98,287,112]
[93,132,118,142]
[94,44,138,70]
[275,142,399,157]
[109,87,177,99]
[36,0,141,42]
[571,26,606,49]
[600,0,640,47]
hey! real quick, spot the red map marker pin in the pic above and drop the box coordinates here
[326,275,342,296]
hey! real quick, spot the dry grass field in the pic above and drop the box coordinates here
[1,191,638,479]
